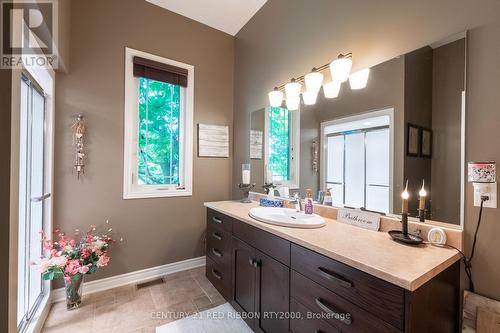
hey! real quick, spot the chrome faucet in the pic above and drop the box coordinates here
[289,193,303,212]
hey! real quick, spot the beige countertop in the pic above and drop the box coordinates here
[204,200,461,291]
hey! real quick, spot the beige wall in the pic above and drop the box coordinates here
[54,0,234,286]
[234,0,500,300]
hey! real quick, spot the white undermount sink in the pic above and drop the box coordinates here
[249,207,326,229]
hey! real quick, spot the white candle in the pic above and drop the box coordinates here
[419,179,427,210]
[242,170,251,185]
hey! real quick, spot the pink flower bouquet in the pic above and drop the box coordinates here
[39,224,115,282]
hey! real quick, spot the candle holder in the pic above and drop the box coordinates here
[417,208,427,222]
[388,212,424,245]
[262,182,276,195]
[238,183,255,203]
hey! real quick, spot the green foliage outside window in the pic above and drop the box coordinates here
[137,78,180,185]
[269,106,291,181]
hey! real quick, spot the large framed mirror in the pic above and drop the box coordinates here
[249,32,466,226]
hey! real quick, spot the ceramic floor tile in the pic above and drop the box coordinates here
[42,268,217,333]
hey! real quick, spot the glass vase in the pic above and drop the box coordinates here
[64,274,84,310]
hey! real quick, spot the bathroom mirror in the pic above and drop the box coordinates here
[249,32,466,226]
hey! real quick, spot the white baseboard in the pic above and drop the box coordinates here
[52,256,206,303]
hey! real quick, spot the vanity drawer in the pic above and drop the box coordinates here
[290,298,340,333]
[207,208,233,232]
[233,219,290,266]
[206,256,230,299]
[291,244,404,330]
[206,224,231,266]
[291,271,400,333]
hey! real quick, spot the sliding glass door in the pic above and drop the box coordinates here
[17,75,50,331]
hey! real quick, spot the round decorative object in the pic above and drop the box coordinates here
[427,227,447,245]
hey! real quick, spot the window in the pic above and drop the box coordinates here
[265,106,300,188]
[124,48,194,198]
[323,112,392,213]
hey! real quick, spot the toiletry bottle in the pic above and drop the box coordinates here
[324,189,333,206]
[305,189,314,214]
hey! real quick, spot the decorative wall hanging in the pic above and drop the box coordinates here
[311,139,318,174]
[407,123,420,157]
[250,130,263,159]
[198,124,229,157]
[420,127,433,158]
[71,114,86,179]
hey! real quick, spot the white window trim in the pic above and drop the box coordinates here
[264,106,300,190]
[319,108,394,212]
[123,47,194,199]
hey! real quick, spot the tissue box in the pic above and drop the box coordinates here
[259,198,284,207]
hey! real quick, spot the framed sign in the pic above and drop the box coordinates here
[198,124,229,157]
[250,130,263,159]
[421,128,432,158]
[407,124,420,157]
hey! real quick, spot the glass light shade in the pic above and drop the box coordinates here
[323,81,341,98]
[349,68,370,89]
[285,96,300,111]
[468,161,496,183]
[304,71,324,93]
[284,80,302,99]
[329,57,352,83]
[268,89,284,107]
[302,91,318,105]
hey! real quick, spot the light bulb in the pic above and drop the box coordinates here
[268,88,283,107]
[419,180,427,197]
[302,91,318,105]
[284,79,302,99]
[304,70,324,93]
[323,81,341,98]
[329,54,353,83]
[349,68,370,89]
[285,97,300,111]
[401,180,409,199]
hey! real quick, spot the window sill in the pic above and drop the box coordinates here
[123,189,192,200]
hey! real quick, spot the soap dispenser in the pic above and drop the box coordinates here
[305,189,314,214]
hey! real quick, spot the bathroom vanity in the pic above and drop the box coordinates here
[204,201,461,333]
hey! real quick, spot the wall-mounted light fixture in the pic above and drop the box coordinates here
[267,52,370,109]
[329,53,353,83]
[268,87,284,107]
[349,68,370,89]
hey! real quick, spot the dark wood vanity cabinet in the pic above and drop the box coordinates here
[205,208,460,333]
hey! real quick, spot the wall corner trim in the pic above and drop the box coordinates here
[51,256,206,303]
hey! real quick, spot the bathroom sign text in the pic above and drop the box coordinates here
[337,208,381,231]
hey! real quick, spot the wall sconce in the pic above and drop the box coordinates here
[329,53,353,83]
[323,81,341,98]
[349,68,370,89]
[285,96,300,111]
[304,68,324,93]
[302,91,318,105]
[284,78,302,100]
[268,87,283,107]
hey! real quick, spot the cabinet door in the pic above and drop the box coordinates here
[231,237,256,329]
[255,250,290,333]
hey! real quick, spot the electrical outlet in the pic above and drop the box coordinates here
[473,182,497,208]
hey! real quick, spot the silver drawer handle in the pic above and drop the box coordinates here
[31,193,51,202]
[212,217,223,224]
[212,248,223,257]
[211,269,222,280]
[212,232,222,241]
[318,267,352,288]
[315,298,352,325]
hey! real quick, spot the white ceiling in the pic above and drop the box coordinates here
[146,0,267,36]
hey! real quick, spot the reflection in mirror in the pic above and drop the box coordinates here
[250,32,466,225]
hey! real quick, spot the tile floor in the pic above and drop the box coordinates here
[42,267,225,333]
